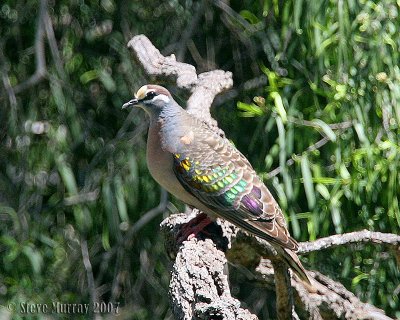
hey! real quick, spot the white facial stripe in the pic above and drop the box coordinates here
[153,94,170,103]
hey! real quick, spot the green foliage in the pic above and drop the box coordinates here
[0,0,191,318]
[233,0,400,315]
[0,0,399,318]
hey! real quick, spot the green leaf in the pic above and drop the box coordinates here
[270,92,287,123]
[290,211,300,238]
[239,10,259,24]
[301,155,316,209]
[115,175,129,222]
[310,177,348,185]
[311,119,336,141]
[352,273,369,286]
[353,122,369,145]
[330,205,342,233]
[80,70,98,84]
[237,101,264,117]
[22,246,43,274]
[102,226,111,251]
[339,164,351,180]
[57,158,78,195]
[99,70,116,92]
[316,183,330,200]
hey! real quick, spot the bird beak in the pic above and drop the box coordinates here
[122,98,139,109]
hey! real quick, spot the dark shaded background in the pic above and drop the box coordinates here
[0,0,399,318]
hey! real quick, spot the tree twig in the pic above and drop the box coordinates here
[176,1,205,62]
[124,188,169,244]
[43,2,66,81]
[299,229,400,254]
[13,0,48,94]
[81,239,97,316]
[287,117,353,130]
[266,136,331,179]
[2,73,17,107]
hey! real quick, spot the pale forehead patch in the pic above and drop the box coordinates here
[135,85,148,100]
[135,84,171,103]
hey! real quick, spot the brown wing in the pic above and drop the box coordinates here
[171,117,298,251]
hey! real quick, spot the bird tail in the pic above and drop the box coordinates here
[278,247,314,288]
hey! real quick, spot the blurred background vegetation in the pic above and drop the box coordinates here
[0,0,399,319]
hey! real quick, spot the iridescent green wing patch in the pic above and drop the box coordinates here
[173,153,246,208]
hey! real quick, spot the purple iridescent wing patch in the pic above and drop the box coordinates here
[240,186,263,217]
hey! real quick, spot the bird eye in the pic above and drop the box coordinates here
[145,91,157,99]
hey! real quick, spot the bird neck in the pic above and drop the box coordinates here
[159,100,182,119]
[152,103,190,154]
[145,100,181,125]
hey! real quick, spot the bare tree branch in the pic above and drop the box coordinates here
[81,238,96,316]
[263,114,353,180]
[272,259,295,320]
[170,239,258,320]
[13,0,48,94]
[256,260,392,320]
[175,1,205,62]
[1,73,17,108]
[299,229,400,255]
[287,118,353,130]
[161,212,258,320]
[265,136,331,179]
[127,35,198,90]
[124,188,169,243]
[42,2,66,81]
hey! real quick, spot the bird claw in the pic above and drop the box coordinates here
[176,212,212,244]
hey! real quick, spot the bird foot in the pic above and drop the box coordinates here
[176,212,213,244]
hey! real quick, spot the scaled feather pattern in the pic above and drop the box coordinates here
[123,84,311,285]
[170,117,298,251]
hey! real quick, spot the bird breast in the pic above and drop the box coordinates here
[146,121,213,214]
[146,122,178,190]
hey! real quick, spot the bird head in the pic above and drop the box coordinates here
[122,85,173,118]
